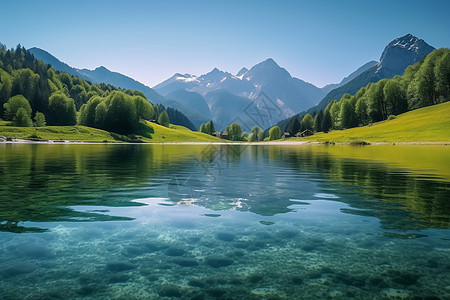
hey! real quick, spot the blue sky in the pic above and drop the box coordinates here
[2,0,449,88]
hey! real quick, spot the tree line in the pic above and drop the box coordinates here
[283,48,450,135]
[0,45,182,133]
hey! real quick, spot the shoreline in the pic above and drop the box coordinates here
[0,139,448,146]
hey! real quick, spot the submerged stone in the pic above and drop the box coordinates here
[381,288,409,299]
[247,274,263,283]
[259,221,275,226]
[172,258,198,267]
[205,257,234,268]
[108,274,130,283]
[229,277,244,285]
[203,214,221,217]
[334,273,365,287]
[186,236,201,243]
[78,273,102,284]
[302,245,317,252]
[367,276,387,288]
[143,241,168,252]
[188,278,206,288]
[233,241,251,249]
[216,232,236,242]
[190,294,206,300]
[158,285,182,298]
[328,290,343,298]
[206,287,227,297]
[279,229,299,238]
[391,273,420,285]
[123,245,146,257]
[22,244,54,259]
[165,247,185,257]
[106,261,136,272]
[291,276,304,285]
[77,283,105,296]
[3,262,36,277]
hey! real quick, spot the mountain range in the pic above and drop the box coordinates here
[28,47,166,105]
[28,33,434,131]
[309,34,435,114]
[155,58,377,130]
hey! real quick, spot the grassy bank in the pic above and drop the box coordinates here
[294,102,450,143]
[0,120,222,143]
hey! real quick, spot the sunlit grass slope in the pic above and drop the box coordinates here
[297,102,450,143]
[139,121,224,143]
[0,120,223,143]
[0,123,122,142]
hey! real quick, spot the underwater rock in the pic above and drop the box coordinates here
[328,290,344,298]
[307,267,334,279]
[367,276,387,288]
[233,241,251,249]
[251,287,280,298]
[216,232,236,242]
[302,245,317,252]
[172,258,198,267]
[390,272,420,286]
[381,288,409,299]
[158,264,172,270]
[186,236,202,243]
[203,214,221,217]
[247,274,263,283]
[77,285,96,296]
[78,273,103,284]
[22,244,54,259]
[279,229,299,239]
[143,241,168,252]
[205,257,234,268]
[188,278,206,288]
[259,221,275,226]
[106,261,136,272]
[123,245,147,257]
[158,285,182,298]
[3,262,36,277]
[334,273,365,287]
[229,277,244,285]
[251,240,268,250]
[77,283,106,296]
[291,276,304,285]
[190,293,206,300]
[231,250,245,257]
[108,273,130,283]
[206,287,227,297]
[165,247,186,257]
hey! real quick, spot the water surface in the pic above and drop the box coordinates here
[0,144,449,299]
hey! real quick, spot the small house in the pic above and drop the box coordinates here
[220,131,229,140]
[299,129,314,137]
[283,132,291,138]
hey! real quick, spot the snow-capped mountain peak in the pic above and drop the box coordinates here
[377,34,435,74]
[174,73,198,83]
[236,67,249,78]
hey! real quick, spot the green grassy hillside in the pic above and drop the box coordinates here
[139,121,224,143]
[0,120,223,143]
[296,102,450,143]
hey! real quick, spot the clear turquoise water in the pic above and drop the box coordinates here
[0,144,449,299]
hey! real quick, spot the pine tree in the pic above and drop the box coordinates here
[158,110,170,127]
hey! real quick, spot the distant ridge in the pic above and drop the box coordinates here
[308,34,435,114]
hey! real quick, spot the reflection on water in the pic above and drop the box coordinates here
[0,143,449,299]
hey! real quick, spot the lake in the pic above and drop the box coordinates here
[0,143,449,299]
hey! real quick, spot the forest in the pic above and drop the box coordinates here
[283,48,450,135]
[0,45,194,134]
